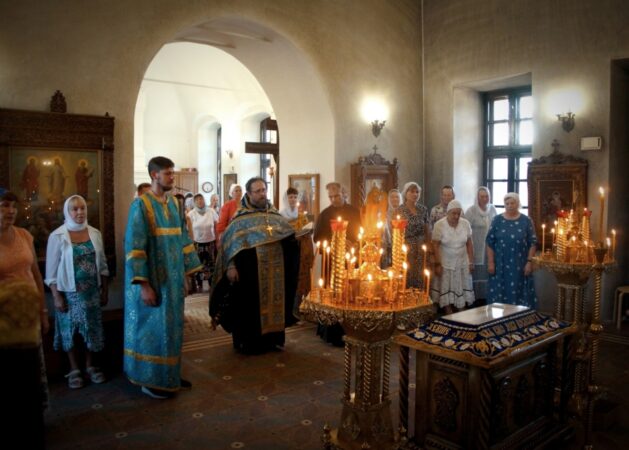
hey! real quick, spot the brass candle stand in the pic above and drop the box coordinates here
[533,244,615,449]
[300,297,433,450]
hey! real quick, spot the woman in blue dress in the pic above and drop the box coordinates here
[486,192,537,308]
[45,194,109,389]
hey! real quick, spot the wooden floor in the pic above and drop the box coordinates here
[43,296,629,449]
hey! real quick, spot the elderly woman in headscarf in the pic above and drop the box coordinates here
[464,187,497,303]
[216,183,243,240]
[431,200,475,314]
[486,192,537,308]
[381,188,402,268]
[45,194,109,389]
[398,182,430,288]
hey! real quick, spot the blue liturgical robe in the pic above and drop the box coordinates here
[123,192,202,391]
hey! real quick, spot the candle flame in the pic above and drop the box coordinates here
[367,274,372,281]
[326,247,330,254]
[612,229,616,235]
[402,244,407,253]
[360,226,364,234]
[377,221,383,229]
[388,270,393,279]
[424,269,430,276]
[599,187,605,196]
[316,241,321,248]
[542,223,546,229]
[337,216,341,222]
[403,262,408,270]
[421,244,427,251]
[379,248,384,255]
[323,240,327,248]
[606,237,611,247]
[396,215,400,220]
[351,247,355,255]
[551,228,555,234]
[345,252,350,259]
[318,278,324,287]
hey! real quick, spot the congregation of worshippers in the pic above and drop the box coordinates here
[1,153,536,394]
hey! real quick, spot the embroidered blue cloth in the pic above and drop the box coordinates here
[405,308,570,360]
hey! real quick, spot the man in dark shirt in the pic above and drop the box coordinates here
[312,182,361,347]
[313,182,362,246]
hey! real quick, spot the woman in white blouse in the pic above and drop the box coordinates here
[431,200,475,314]
[464,187,497,302]
[45,194,109,389]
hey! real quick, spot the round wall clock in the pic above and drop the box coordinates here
[201,181,214,193]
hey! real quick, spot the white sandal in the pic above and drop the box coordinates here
[65,369,84,389]
[86,366,106,384]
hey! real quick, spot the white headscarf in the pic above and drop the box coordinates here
[472,186,493,216]
[504,192,520,207]
[446,199,463,212]
[63,195,88,231]
[401,182,422,204]
[229,183,243,199]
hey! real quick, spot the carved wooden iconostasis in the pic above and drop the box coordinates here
[350,150,399,209]
[527,140,588,250]
[0,91,116,274]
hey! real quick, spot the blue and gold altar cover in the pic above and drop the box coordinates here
[401,307,572,362]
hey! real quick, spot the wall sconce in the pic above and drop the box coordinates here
[371,120,386,138]
[557,112,575,132]
[225,149,234,159]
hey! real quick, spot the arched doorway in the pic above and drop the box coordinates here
[134,17,335,210]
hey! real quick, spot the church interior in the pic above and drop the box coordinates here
[1,0,629,448]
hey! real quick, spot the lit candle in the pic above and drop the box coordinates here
[322,241,327,287]
[387,270,394,304]
[326,246,331,288]
[402,261,408,289]
[357,232,363,267]
[316,241,321,281]
[402,244,408,264]
[337,216,342,222]
[541,224,546,254]
[422,244,428,271]
[599,187,605,244]
[318,278,324,302]
[424,269,431,303]
[367,273,373,303]
[611,229,616,260]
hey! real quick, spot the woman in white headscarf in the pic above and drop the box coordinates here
[431,199,475,314]
[45,194,109,389]
[464,187,497,302]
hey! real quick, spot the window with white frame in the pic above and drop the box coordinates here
[484,87,532,213]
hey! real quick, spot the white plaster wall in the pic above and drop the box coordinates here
[422,0,629,318]
[0,1,424,308]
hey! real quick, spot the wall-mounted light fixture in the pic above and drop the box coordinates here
[557,112,575,132]
[226,149,234,159]
[371,120,386,138]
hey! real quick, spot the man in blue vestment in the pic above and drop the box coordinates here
[210,177,300,354]
[124,156,202,399]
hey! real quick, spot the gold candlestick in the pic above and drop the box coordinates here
[598,187,605,244]
[330,218,348,297]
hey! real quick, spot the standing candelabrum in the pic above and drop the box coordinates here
[304,214,433,449]
[533,188,618,449]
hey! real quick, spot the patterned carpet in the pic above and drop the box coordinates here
[42,298,629,449]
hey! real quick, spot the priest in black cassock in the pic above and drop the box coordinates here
[312,182,362,346]
[209,177,300,354]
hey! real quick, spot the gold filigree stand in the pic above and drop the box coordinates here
[300,298,433,449]
[534,250,614,450]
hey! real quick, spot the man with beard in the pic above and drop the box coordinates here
[124,156,202,399]
[210,177,300,354]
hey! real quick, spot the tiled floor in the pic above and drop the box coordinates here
[43,299,629,449]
